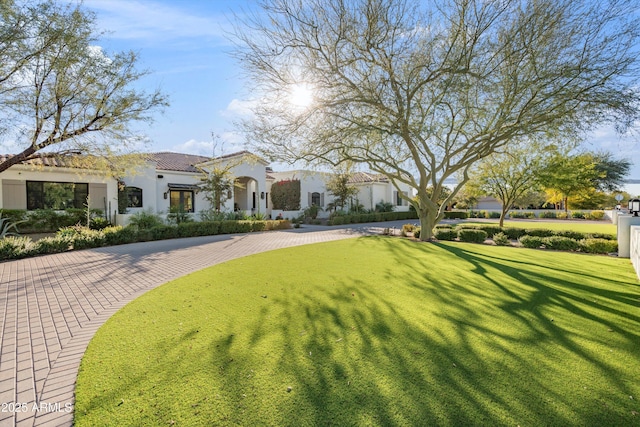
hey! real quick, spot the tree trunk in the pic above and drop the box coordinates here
[418,208,440,241]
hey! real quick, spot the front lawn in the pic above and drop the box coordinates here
[75,237,639,426]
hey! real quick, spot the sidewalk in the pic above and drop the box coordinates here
[0,226,379,427]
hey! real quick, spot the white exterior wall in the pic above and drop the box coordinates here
[0,164,118,213]
[121,163,158,213]
[355,182,389,211]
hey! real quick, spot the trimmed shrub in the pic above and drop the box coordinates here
[557,212,568,219]
[455,224,502,238]
[457,229,487,243]
[519,235,544,249]
[502,227,527,240]
[571,211,585,219]
[580,238,618,254]
[151,225,180,240]
[539,211,557,219]
[510,211,536,219]
[487,211,501,219]
[103,226,138,246]
[444,211,468,219]
[523,228,555,238]
[587,232,615,241]
[554,230,586,240]
[414,227,421,239]
[435,224,453,229]
[542,236,581,251]
[492,232,511,246]
[434,228,457,241]
[586,210,605,220]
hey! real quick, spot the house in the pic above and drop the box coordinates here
[0,151,414,223]
[0,154,118,214]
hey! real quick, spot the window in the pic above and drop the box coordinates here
[394,191,409,207]
[170,190,194,212]
[126,187,143,208]
[311,192,321,206]
[26,181,88,210]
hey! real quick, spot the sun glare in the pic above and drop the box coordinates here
[289,84,314,108]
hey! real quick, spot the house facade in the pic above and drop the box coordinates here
[0,151,414,223]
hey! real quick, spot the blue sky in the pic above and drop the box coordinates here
[82,0,640,180]
[85,0,257,157]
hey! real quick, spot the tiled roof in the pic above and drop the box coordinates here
[0,153,87,169]
[348,172,389,184]
[149,152,211,173]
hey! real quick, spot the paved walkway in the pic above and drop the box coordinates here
[0,224,389,427]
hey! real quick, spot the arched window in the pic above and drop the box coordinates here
[311,192,321,206]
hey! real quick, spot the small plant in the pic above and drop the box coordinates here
[0,213,24,238]
[571,211,585,219]
[542,236,581,251]
[167,205,193,225]
[519,235,544,249]
[0,236,35,260]
[492,232,511,246]
[129,209,165,229]
[199,209,226,222]
[375,200,394,213]
[402,223,416,236]
[586,210,605,220]
[252,212,267,221]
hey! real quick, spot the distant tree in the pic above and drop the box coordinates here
[591,152,631,192]
[469,142,551,227]
[0,1,168,174]
[325,173,358,211]
[233,0,640,240]
[538,153,604,213]
[199,167,234,212]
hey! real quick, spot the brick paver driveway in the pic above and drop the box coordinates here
[0,224,392,427]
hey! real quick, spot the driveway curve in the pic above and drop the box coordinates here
[0,224,393,427]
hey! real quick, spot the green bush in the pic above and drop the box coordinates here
[434,228,457,241]
[34,235,72,254]
[557,212,568,219]
[587,232,615,241]
[502,227,527,240]
[539,211,557,219]
[0,236,35,260]
[0,209,27,224]
[103,226,138,246]
[510,211,536,219]
[402,223,417,236]
[487,211,501,219]
[129,209,165,229]
[414,227,421,239]
[455,224,502,238]
[151,225,180,240]
[519,235,544,249]
[553,230,586,240]
[492,232,511,246]
[89,217,110,230]
[444,211,468,219]
[542,236,581,251]
[523,228,555,238]
[586,210,605,220]
[580,238,618,254]
[457,229,488,243]
[571,211,585,219]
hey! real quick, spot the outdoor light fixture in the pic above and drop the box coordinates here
[629,198,640,216]
[260,192,265,199]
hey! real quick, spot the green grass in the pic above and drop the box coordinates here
[75,237,640,426]
[464,219,616,235]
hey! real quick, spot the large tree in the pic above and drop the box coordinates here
[232,0,640,240]
[0,1,167,174]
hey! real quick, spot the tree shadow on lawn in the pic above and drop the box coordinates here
[76,237,640,426]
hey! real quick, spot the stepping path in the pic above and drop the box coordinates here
[0,225,387,427]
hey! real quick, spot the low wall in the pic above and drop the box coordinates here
[630,225,640,281]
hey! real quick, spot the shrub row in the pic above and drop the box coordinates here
[440,210,606,220]
[519,236,617,254]
[429,223,617,254]
[0,208,106,233]
[0,220,292,261]
[328,210,418,225]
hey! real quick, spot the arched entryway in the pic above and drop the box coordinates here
[234,176,260,215]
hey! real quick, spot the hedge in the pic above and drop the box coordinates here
[328,211,419,225]
[0,220,292,261]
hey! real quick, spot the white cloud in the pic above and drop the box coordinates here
[85,0,231,42]
[221,98,256,118]
[171,139,214,156]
